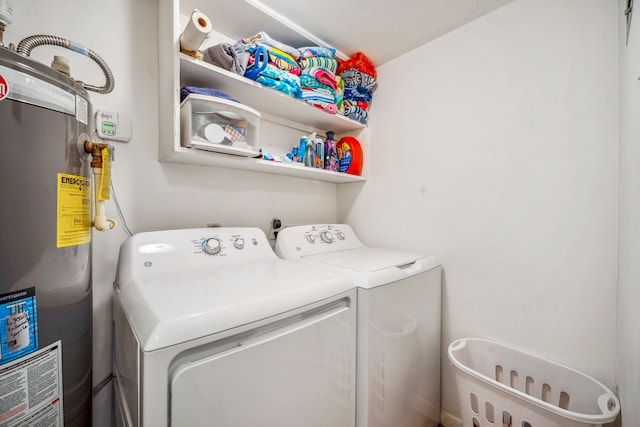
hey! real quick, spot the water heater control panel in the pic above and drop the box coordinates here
[95,109,132,142]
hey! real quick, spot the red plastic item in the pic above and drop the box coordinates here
[337,136,363,176]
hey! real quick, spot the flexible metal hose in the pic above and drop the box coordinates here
[16,34,115,94]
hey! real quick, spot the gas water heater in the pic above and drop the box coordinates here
[0,32,115,426]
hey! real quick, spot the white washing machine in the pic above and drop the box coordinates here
[112,227,357,427]
[275,224,442,427]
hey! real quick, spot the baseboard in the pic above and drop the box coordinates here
[440,408,462,427]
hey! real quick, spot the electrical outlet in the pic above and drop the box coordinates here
[271,218,282,241]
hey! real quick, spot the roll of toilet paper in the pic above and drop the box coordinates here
[179,9,212,52]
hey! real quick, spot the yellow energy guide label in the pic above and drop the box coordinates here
[57,173,91,248]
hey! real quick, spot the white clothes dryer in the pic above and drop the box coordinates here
[113,227,357,427]
[275,224,442,427]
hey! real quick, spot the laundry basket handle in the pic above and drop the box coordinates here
[597,392,619,416]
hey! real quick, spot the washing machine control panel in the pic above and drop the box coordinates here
[301,226,344,246]
[275,224,365,259]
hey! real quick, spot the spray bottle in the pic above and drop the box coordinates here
[298,136,308,164]
[303,138,315,166]
[324,131,339,171]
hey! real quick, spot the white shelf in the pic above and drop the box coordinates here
[158,0,368,184]
[163,147,366,183]
[179,0,349,59]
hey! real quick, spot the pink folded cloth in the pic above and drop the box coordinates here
[306,67,337,90]
[290,67,338,90]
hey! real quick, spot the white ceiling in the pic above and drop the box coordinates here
[256,0,514,66]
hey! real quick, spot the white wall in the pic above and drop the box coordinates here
[339,0,619,419]
[617,0,640,425]
[7,1,338,425]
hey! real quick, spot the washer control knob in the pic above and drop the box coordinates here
[233,238,245,249]
[336,231,346,240]
[320,230,334,243]
[306,234,316,244]
[202,238,222,255]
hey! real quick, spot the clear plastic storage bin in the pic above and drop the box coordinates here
[180,93,261,157]
[448,338,619,427]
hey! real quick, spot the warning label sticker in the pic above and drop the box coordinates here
[0,341,64,426]
[0,74,8,101]
[99,147,111,201]
[56,173,91,248]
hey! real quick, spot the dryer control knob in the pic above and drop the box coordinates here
[233,238,245,249]
[336,231,346,240]
[306,234,316,243]
[320,230,334,243]
[202,238,222,255]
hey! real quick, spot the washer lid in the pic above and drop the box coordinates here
[303,248,441,288]
[304,247,423,272]
[116,258,353,351]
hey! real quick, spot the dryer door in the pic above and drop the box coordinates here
[169,300,355,427]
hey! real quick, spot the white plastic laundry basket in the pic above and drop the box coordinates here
[448,338,619,427]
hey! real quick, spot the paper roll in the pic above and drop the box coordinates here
[180,9,212,52]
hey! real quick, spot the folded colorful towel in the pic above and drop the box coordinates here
[300,66,337,90]
[334,75,344,114]
[338,67,376,90]
[343,99,369,112]
[245,60,302,99]
[243,31,300,60]
[268,47,299,71]
[343,85,373,104]
[299,57,337,73]
[298,75,336,96]
[300,87,335,105]
[342,104,369,124]
[298,46,336,58]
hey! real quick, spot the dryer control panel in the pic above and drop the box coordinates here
[195,233,255,256]
[275,224,365,259]
[116,227,277,282]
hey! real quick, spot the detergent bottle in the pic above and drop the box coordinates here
[337,136,363,175]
